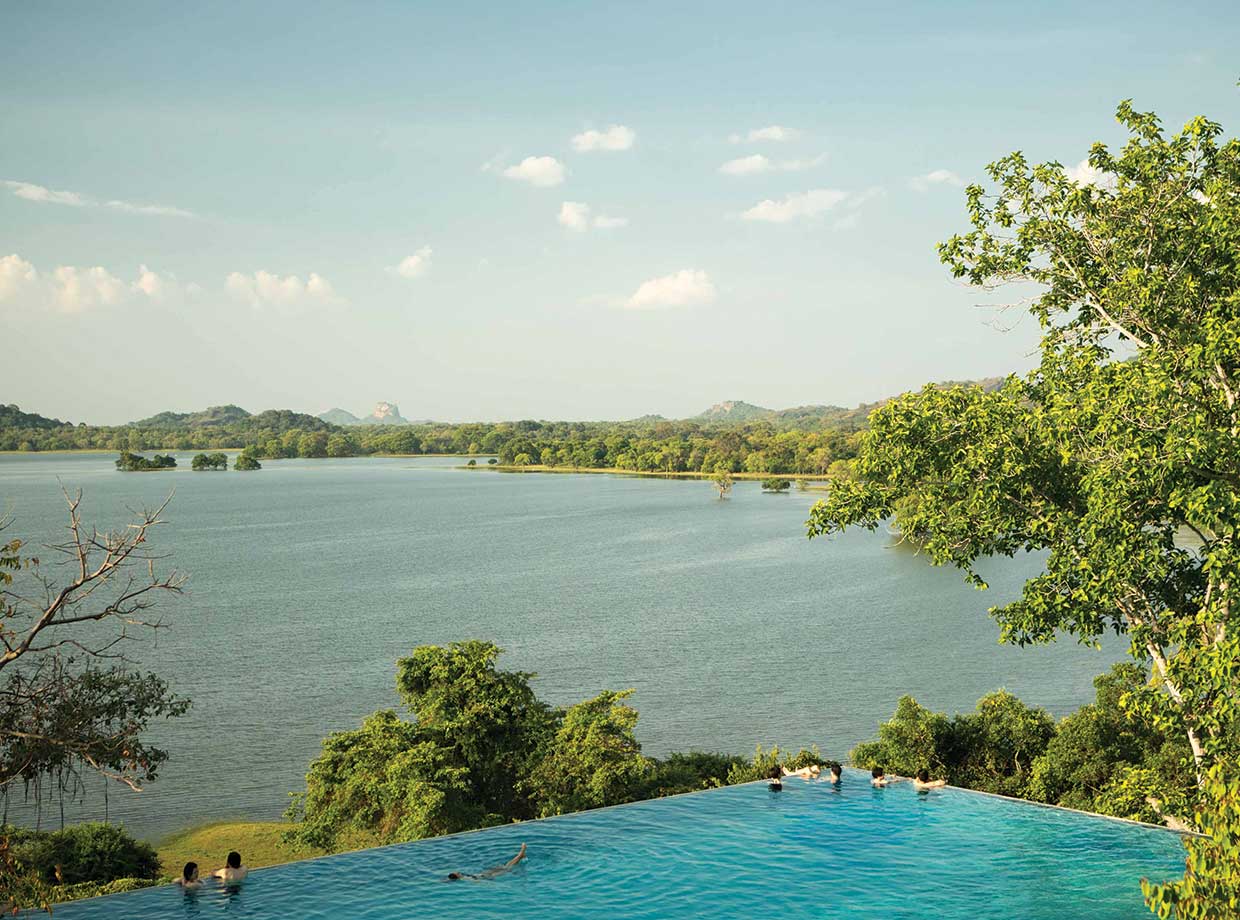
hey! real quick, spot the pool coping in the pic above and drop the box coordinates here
[47,767,1192,913]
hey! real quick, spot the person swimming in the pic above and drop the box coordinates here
[177,862,201,889]
[825,762,843,785]
[871,766,892,787]
[782,763,821,780]
[913,768,948,792]
[213,851,248,884]
[767,765,783,791]
[446,843,527,881]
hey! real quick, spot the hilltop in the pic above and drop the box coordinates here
[317,402,412,426]
[0,404,70,429]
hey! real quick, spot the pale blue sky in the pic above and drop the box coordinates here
[3,1,1238,423]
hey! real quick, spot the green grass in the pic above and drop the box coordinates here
[156,822,383,875]
[156,822,323,874]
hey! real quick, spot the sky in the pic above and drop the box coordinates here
[3,1,1238,425]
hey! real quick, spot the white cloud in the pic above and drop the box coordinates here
[571,124,635,152]
[719,153,825,176]
[558,201,626,231]
[1064,158,1116,190]
[50,265,128,312]
[3,179,195,217]
[0,254,38,301]
[0,254,189,311]
[394,247,433,279]
[720,155,774,176]
[558,201,590,231]
[625,269,716,310]
[3,180,87,206]
[741,188,849,223]
[501,156,566,187]
[226,270,339,309]
[729,125,799,144]
[909,169,965,192]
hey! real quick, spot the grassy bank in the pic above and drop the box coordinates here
[156,822,381,875]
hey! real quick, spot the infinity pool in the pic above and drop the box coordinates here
[55,772,1185,919]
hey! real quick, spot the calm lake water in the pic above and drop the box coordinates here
[1,453,1121,840]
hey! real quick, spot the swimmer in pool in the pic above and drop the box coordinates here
[767,765,783,791]
[912,769,948,792]
[782,764,821,780]
[825,762,843,785]
[446,843,527,881]
[213,851,248,884]
[177,862,202,889]
[871,766,892,787]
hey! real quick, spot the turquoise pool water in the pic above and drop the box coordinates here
[54,772,1184,919]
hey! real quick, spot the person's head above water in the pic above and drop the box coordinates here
[446,872,463,881]
[915,769,930,782]
[226,851,242,869]
[829,762,842,780]
[768,765,783,780]
[182,862,198,882]
[871,766,885,779]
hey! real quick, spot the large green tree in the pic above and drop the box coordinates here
[806,99,1239,913]
[808,101,1239,784]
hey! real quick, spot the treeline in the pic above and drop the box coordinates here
[4,410,865,475]
[850,664,1198,826]
[285,641,825,851]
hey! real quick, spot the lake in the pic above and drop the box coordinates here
[0,452,1121,840]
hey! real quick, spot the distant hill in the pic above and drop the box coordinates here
[132,405,252,428]
[318,402,412,426]
[693,400,773,422]
[0,404,70,429]
[318,408,362,426]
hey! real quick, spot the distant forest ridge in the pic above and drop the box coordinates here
[0,377,1004,475]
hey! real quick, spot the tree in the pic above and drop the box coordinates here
[0,490,189,866]
[712,469,733,499]
[1028,664,1193,823]
[234,452,261,471]
[526,690,651,817]
[1143,764,1240,919]
[808,102,1240,794]
[190,452,227,471]
[114,452,175,472]
[850,696,951,777]
[761,478,791,493]
[289,641,557,848]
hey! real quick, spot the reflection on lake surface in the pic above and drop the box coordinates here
[0,452,1119,838]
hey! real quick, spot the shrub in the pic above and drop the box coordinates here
[13,823,160,885]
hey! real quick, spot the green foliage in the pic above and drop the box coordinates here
[1,662,191,793]
[114,451,176,471]
[761,478,791,493]
[289,642,838,852]
[849,696,952,778]
[288,641,556,849]
[713,468,733,498]
[1027,665,1194,823]
[234,451,261,471]
[527,690,652,817]
[190,452,228,471]
[641,751,746,797]
[725,745,828,784]
[1143,763,1240,919]
[808,101,1240,810]
[947,691,1056,796]
[8,823,159,886]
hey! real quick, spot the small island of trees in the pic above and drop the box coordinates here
[114,451,176,472]
[191,452,228,471]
